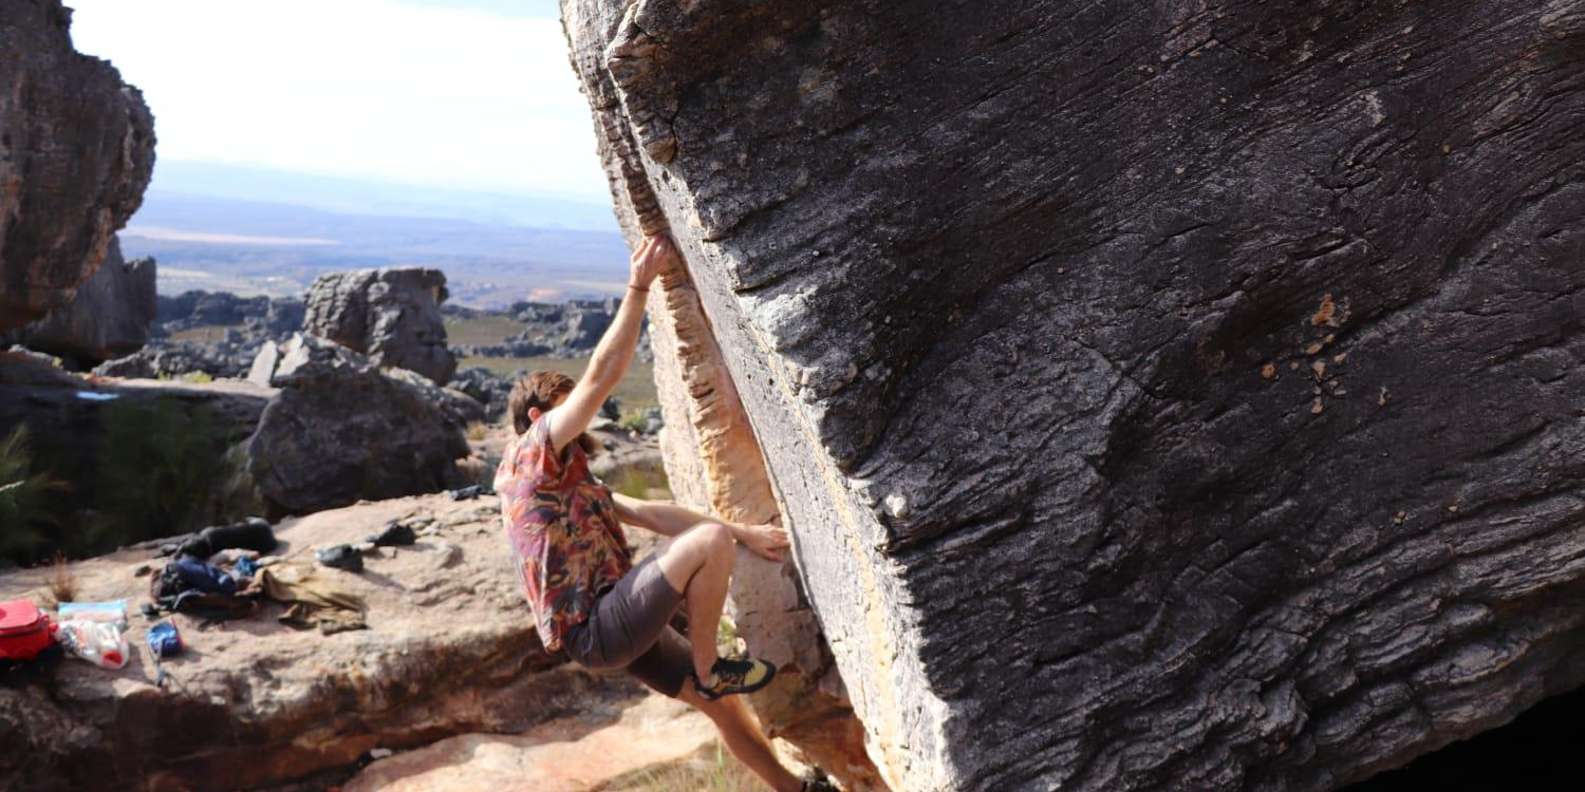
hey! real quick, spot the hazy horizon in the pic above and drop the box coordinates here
[60,0,629,308]
[65,0,608,203]
[141,161,618,232]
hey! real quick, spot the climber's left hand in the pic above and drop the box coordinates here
[733,520,791,563]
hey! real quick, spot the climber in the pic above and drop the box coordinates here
[496,234,827,792]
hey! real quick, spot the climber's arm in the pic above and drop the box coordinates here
[613,493,791,562]
[547,235,674,453]
[611,492,711,537]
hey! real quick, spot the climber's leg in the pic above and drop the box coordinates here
[656,521,736,683]
[679,679,803,792]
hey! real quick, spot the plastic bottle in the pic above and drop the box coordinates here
[53,619,129,669]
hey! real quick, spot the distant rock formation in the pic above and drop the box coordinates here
[448,298,653,362]
[447,366,515,421]
[304,268,457,385]
[158,290,306,337]
[93,343,238,381]
[87,290,309,380]
[10,238,156,366]
[246,334,475,517]
[0,0,155,332]
[564,1,1585,790]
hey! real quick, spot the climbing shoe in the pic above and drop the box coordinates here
[694,655,776,700]
[800,772,839,792]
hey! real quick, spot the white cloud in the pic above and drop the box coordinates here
[64,0,609,199]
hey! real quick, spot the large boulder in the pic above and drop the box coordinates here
[0,0,156,332]
[303,268,458,385]
[246,334,472,516]
[563,2,1585,790]
[12,239,157,366]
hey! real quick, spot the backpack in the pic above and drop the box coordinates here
[151,556,237,601]
[149,558,254,620]
[0,600,53,661]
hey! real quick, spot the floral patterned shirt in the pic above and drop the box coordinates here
[495,416,632,652]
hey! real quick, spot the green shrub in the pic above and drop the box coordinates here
[620,412,649,434]
[2,397,257,565]
[90,399,235,552]
[466,421,489,442]
[0,426,65,562]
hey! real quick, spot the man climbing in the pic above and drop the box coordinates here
[495,235,831,792]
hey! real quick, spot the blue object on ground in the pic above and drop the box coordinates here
[171,556,237,596]
[234,556,259,578]
[147,621,182,658]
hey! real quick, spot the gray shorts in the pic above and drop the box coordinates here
[563,555,693,698]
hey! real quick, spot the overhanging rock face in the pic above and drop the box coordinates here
[562,1,1585,789]
[0,0,155,333]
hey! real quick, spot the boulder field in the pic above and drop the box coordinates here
[562,1,1585,789]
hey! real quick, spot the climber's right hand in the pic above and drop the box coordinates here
[732,521,791,563]
[629,234,675,291]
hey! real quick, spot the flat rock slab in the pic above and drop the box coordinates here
[344,691,713,792]
[0,493,630,791]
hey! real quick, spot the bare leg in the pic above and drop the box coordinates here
[679,679,803,792]
[656,521,736,683]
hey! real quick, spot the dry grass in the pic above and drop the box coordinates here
[465,421,489,442]
[168,324,242,344]
[604,465,672,501]
[48,553,77,605]
[444,314,530,346]
[593,741,763,792]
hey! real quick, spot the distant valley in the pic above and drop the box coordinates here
[120,163,630,308]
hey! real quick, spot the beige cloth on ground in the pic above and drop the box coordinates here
[257,563,367,635]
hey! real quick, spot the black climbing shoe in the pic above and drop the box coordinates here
[315,544,364,572]
[366,520,416,547]
[449,484,491,501]
[800,772,839,792]
[693,655,776,701]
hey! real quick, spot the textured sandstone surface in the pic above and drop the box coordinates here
[303,268,458,385]
[0,494,622,792]
[647,249,884,789]
[563,1,1585,789]
[343,691,712,792]
[11,238,157,365]
[0,0,155,332]
[564,3,882,785]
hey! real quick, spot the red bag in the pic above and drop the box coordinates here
[0,599,53,661]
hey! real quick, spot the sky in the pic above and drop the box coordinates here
[64,0,610,201]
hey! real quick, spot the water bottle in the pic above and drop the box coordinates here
[53,619,129,669]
